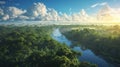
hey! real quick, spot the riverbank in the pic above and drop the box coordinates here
[51,28,113,67]
[61,26,120,67]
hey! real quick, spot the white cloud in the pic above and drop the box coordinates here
[91,2,107,8]
[64,9,90,22]
[16,15,29,20]
[2,14,9,21]
[0,2,92,22]
[27,2,47,17]
[0,8,4,15]
[58,9,90,22]
[91,3,99,8]
[60,13,71,21]
[0,8,4,21]
[0,7,27,21]
[26,3,61,21]
[80,9,88,17]
[1,2,91,21]
[100,2,107,6]
[97,4,120,22]
[45,8,60,21]
[0,2,120,23]
[7,7,26,18]
[0,1,6,4]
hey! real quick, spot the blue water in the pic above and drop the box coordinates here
[51,28,114,67]
[51,28,72,46]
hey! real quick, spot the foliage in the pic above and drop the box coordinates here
[0,25,96,67]
[63,25,120,66]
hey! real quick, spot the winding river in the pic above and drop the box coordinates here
[51,28,114,67]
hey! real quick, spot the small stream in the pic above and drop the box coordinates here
[51,28,114,67]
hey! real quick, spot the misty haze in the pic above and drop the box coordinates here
[0,0,120,67]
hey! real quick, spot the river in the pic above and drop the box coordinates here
[51,28,114,67]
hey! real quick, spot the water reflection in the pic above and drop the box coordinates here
[51,28,114,67]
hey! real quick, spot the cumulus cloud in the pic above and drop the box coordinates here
[27,3,47,17]
[0,2,91,22]
[0,7,27,21]
[25,3,61,21]
[97,4,120,22]
[2,14,9,21]
[57,9,90,22]
[60,13,71,21]
[7,7,26,18]
[45,8,60,21]
[0,2,120,23]
[0,2,92,22]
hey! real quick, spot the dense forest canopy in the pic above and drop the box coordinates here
[0,25,97,67]
[62,25,120,67]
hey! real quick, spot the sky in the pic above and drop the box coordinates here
[1,0,120,14]
[0,0,120,22]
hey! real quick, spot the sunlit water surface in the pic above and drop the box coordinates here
[51,28,114,67]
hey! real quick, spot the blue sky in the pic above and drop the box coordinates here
[0,0,120,22]
[0,0,120,14]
